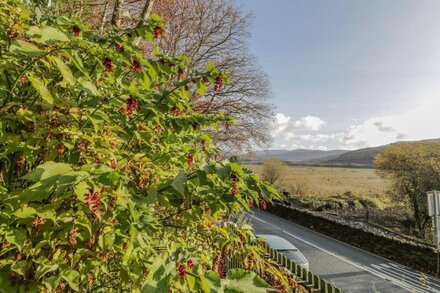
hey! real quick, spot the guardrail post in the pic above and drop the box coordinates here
[326,282,333,293]
[295,264,301,278]
[313,275,320,290]
[307,271,313,285]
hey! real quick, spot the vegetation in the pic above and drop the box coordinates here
[375,143,440,237]
[48,0,274,152]
[259,158,289,187]
[0,1,295,291]
[249,164,389,201]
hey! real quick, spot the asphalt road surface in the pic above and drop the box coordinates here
[247,209,440,293]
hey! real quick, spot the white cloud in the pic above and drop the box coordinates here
[270,114,334,150]
[342,97,440,149]
[270,97,440,150]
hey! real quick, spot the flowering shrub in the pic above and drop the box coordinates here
[0,1,296,292]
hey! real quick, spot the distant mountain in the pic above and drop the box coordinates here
[242,138,440,167]
[243,149,348,162]
[320,138,440,167]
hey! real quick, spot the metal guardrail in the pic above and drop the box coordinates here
[226,241,342,293]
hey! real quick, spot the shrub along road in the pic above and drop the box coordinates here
[248,209,440,293]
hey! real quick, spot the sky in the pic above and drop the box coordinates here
[236,0,440,150]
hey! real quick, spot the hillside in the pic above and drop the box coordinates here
[320,138,440,167]
[243,149,348,162]
[243,138,440,167]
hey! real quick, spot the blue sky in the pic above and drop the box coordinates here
[236,0,440,150]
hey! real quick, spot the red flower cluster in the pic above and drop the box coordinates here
[32,216,46,228]
[85,190,101,211]
[72,25,81,37]
[132,60,142,73]
[115,43,124,52]
[176,259,194,277]
[231,173,238,197]
[187,154,194,169]
[176,262,186,277]
[103,58,113,72]
[19,75,26,85]
[154,26,164,39]
[214,76,223,92]
[170,107,187,116]
[120,97,140,116]
[260,199,267,210]
[69,227,78,246]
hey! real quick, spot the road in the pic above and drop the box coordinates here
[247,209,440,293]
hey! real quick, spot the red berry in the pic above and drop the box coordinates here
[85,190,101,212]
[115,43,124,52]
[214,76,223,92]
[231,183,238,196]
[72,25,81,37]
[260,199,267,210]
[132,60,142,73]
[176,262,186,277]
[153,26,164,39]
[103,58,113,72]
[187,259,194,269]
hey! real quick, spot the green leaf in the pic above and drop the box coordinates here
[61,269,79,291]
[27,74,53,105]
[147,187,157,204]
[11,261,27,276]
[13,206,37,218]
[171,171,187,196]
[224,269,270,293]
[6,228,26,251]
[43,275,62,292]
[196,80,207,96]
[206,61,215,72]
[26,26,69,44]
[53,56,75,86]
[10,39,44,57]
[186,273,196,291]
[79,80,99,96]
[36,263,58,279]
[73,180,89,197]
[21,162,73,202]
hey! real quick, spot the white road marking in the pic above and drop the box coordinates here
[248,212,440,293]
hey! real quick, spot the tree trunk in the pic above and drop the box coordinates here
[411,195,425,237]
[111,0,125,27]
[135,0,156,46]
[100,2,109,31]
[139,0,155,22]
